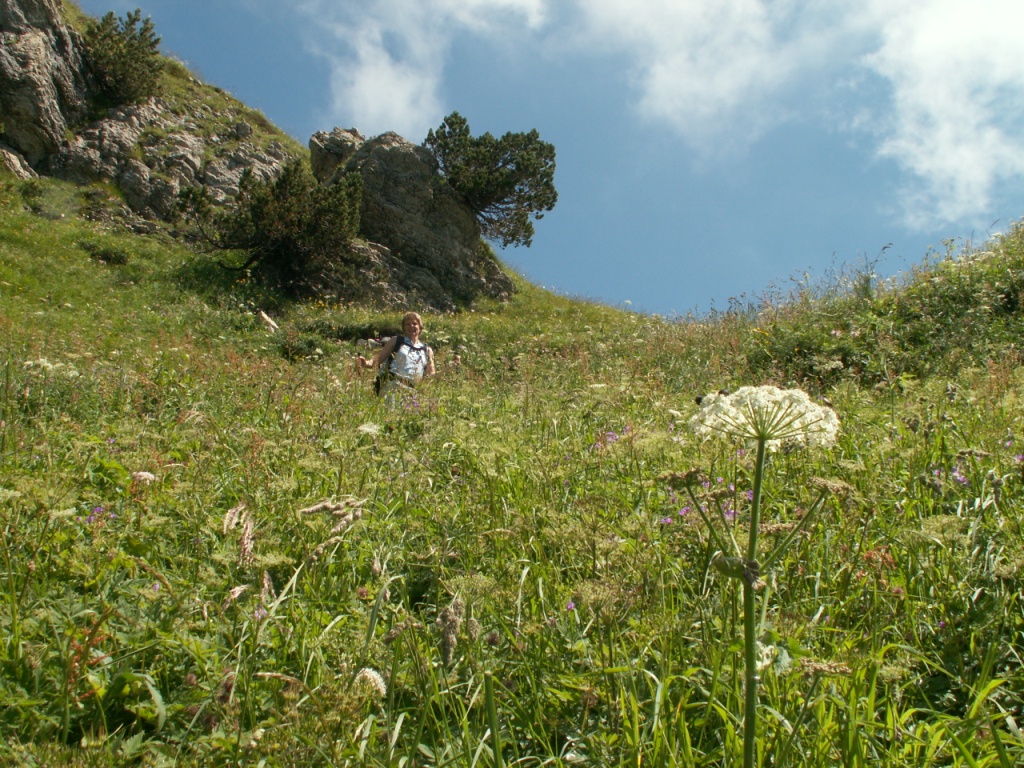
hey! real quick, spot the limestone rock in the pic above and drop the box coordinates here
[0,0,88,165]
[0,141,37,178]
[310,127,514,310]
[202,140,290,202]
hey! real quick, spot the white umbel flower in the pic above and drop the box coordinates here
[691,386,839,450]
[353,667,387,699]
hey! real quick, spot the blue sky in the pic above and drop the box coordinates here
[77,0,1024,317]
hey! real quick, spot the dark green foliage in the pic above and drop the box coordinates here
[78,240,130,265]
[183,160,364,295]
[83,10,163,109]
[425,112,557,248]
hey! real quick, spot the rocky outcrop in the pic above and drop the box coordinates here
[44,99,291,218]
[311,127,514,309]
[0,0,514,308]
[0,0,88,165]
[0,0,294,218]
[0,140,37,178]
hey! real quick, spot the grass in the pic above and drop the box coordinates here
[2,170,1024,767]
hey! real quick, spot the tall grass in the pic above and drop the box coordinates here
[1,175,1023,766]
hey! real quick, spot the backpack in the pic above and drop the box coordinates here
[373,335,428,395]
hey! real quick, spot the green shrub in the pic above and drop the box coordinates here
[425,112,557,247]
[183,160,365,296]
[83,10,163,109]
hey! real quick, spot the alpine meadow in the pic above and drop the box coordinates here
[3,3,1024,768]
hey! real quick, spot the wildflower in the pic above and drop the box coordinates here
[659,516,674,525]
[223,585,249,608]
[356,422,382,436]
[238,516,255,567]
[132,471,157,484]
[658,469,707,489]
[260,570,276,604]
[223,503,246,534]
[353,667,387,699]
[797,658,851,677]
[437,599,464,665]
[690,386,839,450]
[566,600,576,611]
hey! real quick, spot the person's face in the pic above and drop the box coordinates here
[403,317,422,337]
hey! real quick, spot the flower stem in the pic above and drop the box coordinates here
[743,437,767,768]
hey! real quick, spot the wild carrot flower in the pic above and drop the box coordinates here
[690,386,839,450]
[353,667,387,699]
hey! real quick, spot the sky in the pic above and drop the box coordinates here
[76,0,1024,317]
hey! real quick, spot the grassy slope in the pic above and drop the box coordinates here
[3,171,1024,767]
[2,8,1024,759]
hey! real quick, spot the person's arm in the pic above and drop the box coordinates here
[425,347,436,377]
[358,337,396,371]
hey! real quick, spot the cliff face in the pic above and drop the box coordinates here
[0,0,88,165]
[0,0,513,309]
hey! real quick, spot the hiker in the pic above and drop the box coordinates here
[357,311,435,396]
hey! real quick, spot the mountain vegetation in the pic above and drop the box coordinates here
[82,9,163,110]
[179,160,365,297]
[1,3,1023,767]
[3,168,1024,767]
[425,112,558,248]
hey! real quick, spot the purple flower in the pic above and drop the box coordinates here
[1015,454,1024,464]
[745,489,754,501]
[937,620,946,629]
[952,466,969,485]
[566,601,576,611]
[679,506,691,516]
[152,583,160,592]
[659,516,674,525]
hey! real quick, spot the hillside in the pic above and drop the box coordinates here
[3,166,1024,766]
[3,3,1024,767]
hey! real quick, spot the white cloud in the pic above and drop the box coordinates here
[570,1,859,151]
[863,0,1024,227]
[299,0,546,141]
[298,0,1024,228]
[572,0,1024,226]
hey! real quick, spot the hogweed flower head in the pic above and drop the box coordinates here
[690,386,839,451]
